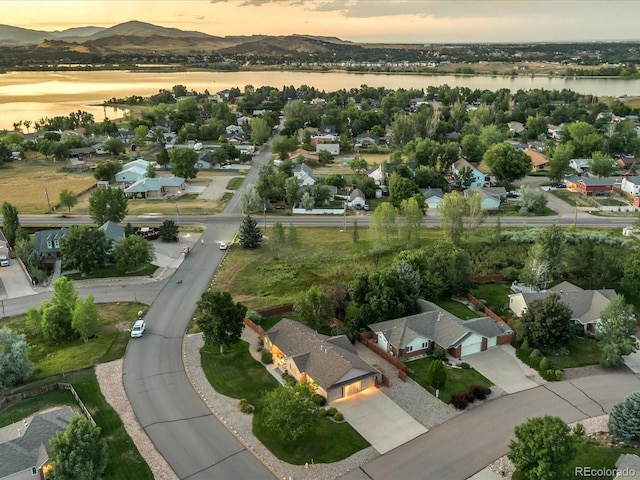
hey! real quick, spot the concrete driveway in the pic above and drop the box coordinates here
[331,389,427,454]
[463,346,541,394]
[0,261,36,300]
[623,331,640,373]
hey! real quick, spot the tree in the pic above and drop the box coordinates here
[59,189,77,212]
[588,151,615,178]
[155,147,170,169]
[508,416,576,480]
[250,117,271,145]
[548,142,574,181]
[271,136,298,160]
[261,382,319,442]
[196,291,247,353]
[104,137,126,155]
[238,215,262,248]
[286,224,300,248]
[41,277,78,341]
[622,251,640,299]
[1,201,20,246]
[146,163,157,178]
[520,293,573,349]
[438,191,466,245]
[299,190,314,211]
[158,219,179,242]
[483,142,531,185]
[426,359,447,390]
[369,201,397,250]
[609,391,640,446]
[348,157,368,175]
[399,197,423,248]
[49,416,107,480]
[389,173,419,208]
[93,160,122,182]
[598,295,637,367]
[88,187,128,225]
[270,221,286,258]
[464,190,485,241]
[295,286,333,331]
[461,134,485,163]
[535,225,566,277]
[284,176,299,206]
[72,295,100,343]
[240,184,261,214]
[0,326,33,389]
[520,244,552,291]
[113,235,155,273]
[518,185,548,215]
[25,306,42,335]
[60,226,109,275]
[170,148,198,179]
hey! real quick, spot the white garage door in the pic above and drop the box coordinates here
[461,342,483,356]
[487,337,498,348]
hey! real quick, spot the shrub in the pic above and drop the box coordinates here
[281,370,296,386]
[256,345,263,353]
[475,302,486,312]
[432,347,447,361]
[539,357,550,371]
[261,351,273,364]
[311,393,326,407]
[333,412,344,422]
[246,310,263,324]
[450,393,469,410]
[469,384,491,401]
[326,407,338,417]
[465,392,476,404]
[573,423,586,440]
[320,408,331,417]
[238,398,254,414]
[457,362,471,369]
[520,338,530,351]
[529,349,542,360]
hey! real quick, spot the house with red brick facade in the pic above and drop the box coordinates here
[577,177,614,196]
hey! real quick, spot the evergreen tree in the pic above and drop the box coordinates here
[1,201,20,246]
[238,215,262,248]
[426,360,447,390]
[609,391,640,446]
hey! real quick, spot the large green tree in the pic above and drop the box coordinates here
[548,142,574,181]
[588,151,615,178]
[40,276,78,342]
[369,202,397,251]
[250,117,271,145]
[113,235,155,273]
[295,286,333,331]
[520,293,573,350]
[508,416,576,480]
[60,226,109,275]
[238,215,262,248]
[261,382,319,442]
[169,147,198,179]
[240,184,261,214]
[158,219,179,242]
[438,191,466,246]
[88,187,128,225]
[0,326,33,389]
[93,160,122,182]
[483,142,531,184]
[196,291,247,353]
[399,196,424,248]
[49,416,107,480]
[609,391,640,446]
[1,201,20,246]
[58,189,78,212]
[72,295,100,343]
[598,295,637,367]
[389,172,419,208]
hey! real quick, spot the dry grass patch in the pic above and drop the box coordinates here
[0,161,96,213]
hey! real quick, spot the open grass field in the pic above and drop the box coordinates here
[313,152,392,176]
[1,302,146,378]
[200,341,369,464]
[408,357,493,404]
[0,160,96,213]
[545,338,602,369]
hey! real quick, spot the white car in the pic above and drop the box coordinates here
[219,242,229,250]
[0,255,9,267]
[131,320,146,338]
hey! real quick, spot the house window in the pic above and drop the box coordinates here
[406,346,413,352]
[32,467,37,475]
[47,240,52,249]
[422,342,427,349]
[54,239,59,248]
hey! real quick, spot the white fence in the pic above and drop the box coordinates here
[292,208,345,215]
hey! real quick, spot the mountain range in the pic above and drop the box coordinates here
[0,20,361,56]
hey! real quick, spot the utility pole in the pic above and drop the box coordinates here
[176,204,180,226]
[343,201,347,232]
[45,189,51,212]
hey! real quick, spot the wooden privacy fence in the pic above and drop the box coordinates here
[0,383,96,426]
[358,331,408,381]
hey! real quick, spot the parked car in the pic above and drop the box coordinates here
[0,255,9,267]
[219,242,229,250]
[131,320,146,338]
[505,191,520,199]
[552,183,567,189]
[363,204,370,211]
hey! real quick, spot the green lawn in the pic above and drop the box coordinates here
[408,357,493,404]
[225,177,244,190]
[470,283,511,317]
[65,263,158,280]
[200,341,370,464]
[0,389,77,427]
[545,338,602,369]
[435,299,484,320]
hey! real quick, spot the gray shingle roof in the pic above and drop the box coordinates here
[265,319,378,391]
[98,221,125,242]
[519,288,617,325]
[124,176,185,193]
[0,407,76,478]
[33,228,68,255]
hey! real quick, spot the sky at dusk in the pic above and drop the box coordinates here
[1,0,637,44]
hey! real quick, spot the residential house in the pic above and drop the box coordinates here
[615,155,640,170]
[547,124,562,140]
[368,300,509,359]
[99,221,125,244]
[316,143,340,155]
[577,177,614,196]
[298,184,337,203]
[0,407,76,480]
[115,159,151,184]
[213,89,230,102]
[292,163,316,187]
[124,177,186,199]
[420,188,444,210]
[525,149,549,171]
[310,125,339,145]
[356,133,382,148]
[451,159,487,188]
[466,186,506,210]
[507,121,526,137]
[564,174,581,190]
[368,164,385,185]
[263,319,380,401]
[34,228,69,261]
[68,146,96,160]
[621,176,640,196]
[569,158,590,173]
[348,188,366,208]
[221,132,247,145]
[509,281,617,334]
[289,149,319,164]
[236,115,251,126]
[225,124,244,135]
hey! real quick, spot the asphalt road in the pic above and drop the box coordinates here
[341,373,640,480]
[121,134,278,479]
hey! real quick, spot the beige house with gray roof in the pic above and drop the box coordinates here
[509,281,617,334]
[263,319,380,401]
[368,300,510,359]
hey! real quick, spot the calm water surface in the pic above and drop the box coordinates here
[1,70,640,130]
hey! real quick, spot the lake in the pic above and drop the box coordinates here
[1,70,640,131]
